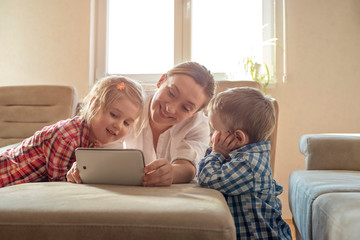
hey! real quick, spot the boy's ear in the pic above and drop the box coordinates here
[234,130,250,146]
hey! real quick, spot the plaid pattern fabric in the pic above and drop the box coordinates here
[197,141,292,240]
[0,116,90,187]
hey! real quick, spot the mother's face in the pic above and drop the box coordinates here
[150,74,207,130]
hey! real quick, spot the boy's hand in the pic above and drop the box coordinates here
[212,131,241,158]
[66,162,83,184]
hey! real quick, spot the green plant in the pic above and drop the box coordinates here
[244,57,270,94]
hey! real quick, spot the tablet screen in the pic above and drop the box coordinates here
[75,148,145,185]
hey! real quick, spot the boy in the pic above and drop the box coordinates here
[197,87,292,240]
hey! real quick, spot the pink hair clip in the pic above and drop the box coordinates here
[117,82,125,90]
[160,73,167,82]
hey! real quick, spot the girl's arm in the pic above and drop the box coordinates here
[46,118,88,182]
[66,161,82,183]
[46,136,78,182]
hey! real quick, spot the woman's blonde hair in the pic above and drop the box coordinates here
[208,87,275,143]
[79,75,145,130]
[166,61,215,110]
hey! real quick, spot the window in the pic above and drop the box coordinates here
[94,0,277,83]
[107,0,174,75]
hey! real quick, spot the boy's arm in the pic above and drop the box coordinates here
[197,152,254,196]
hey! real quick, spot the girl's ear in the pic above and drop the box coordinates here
[157,74,167,88]
[234,130,250,146]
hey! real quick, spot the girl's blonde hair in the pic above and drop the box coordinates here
[166,61,215,110]
[79,75,145,130]
[208,87,275,143]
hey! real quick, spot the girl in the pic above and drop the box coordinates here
[68,62,216,186]
[0,76,144,187]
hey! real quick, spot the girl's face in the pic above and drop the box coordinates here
[89,96,140,145]
[150,74,207,131]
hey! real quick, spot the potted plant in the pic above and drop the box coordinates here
[244,57,270,94]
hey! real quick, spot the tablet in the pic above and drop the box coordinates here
[75,148,145,185]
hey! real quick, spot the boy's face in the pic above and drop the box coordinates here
[208,110,229,142]
[208,110,248,156]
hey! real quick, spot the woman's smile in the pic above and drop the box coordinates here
[159,104,174,119]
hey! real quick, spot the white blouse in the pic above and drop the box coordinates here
[105,94,210,170]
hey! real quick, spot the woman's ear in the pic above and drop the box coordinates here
[234,130,250,146]
[157,74,167,88]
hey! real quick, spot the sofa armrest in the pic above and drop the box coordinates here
[299,134,360,170]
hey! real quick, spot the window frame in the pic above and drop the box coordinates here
[91,0,282,84]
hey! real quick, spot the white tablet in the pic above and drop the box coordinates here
[75,148,145,185]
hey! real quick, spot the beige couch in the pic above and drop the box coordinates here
[289,134,360,240]
[0,182,235,240]
[0,84,237,240]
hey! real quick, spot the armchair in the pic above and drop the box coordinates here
[289,133,360,240]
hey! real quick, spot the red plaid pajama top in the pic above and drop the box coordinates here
[0,116,91,187]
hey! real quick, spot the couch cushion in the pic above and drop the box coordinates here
[289,170,360,240]
[299,134,360,171]
[312,192,360,240]
[0,182,236,240]
[0,85,78,147]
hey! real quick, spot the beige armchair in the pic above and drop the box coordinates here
[0,85,78,147]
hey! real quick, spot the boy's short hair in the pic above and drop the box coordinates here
[208,87,275,143]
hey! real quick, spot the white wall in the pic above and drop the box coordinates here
[1,0,359,219]
[0,0,91,99]
[269,0,360,218]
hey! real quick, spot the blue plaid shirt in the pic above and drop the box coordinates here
[197,141,292,240]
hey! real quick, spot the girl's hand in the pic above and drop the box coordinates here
[66,162,83,184]
[212,131,241,158]
[142,158,173,186]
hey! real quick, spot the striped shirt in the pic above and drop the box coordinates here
[0,116,91,187]
[197,141,292,240]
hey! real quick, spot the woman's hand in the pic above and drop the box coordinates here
[142,158,174,186]
[212,131,241,158]
[142,158,173,186]
[142,158,196,186]
[66,162,83,184]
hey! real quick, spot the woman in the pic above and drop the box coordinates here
[68,62,215,186]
